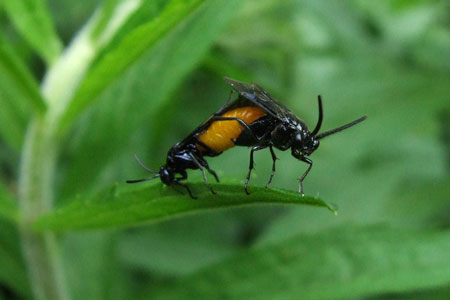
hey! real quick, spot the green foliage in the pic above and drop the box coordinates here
[0,220,31,298]
[117,213,242,276]
[58,0,205,131]
[0,0,449,299]
[0,180,18,222]
[1,0,62,65]
[0,38,46,112]
[0,37,46,150]
[147,225,450,300]
[62,232,122,300]
[35,182,335,231]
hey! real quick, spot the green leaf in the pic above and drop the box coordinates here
[58,0,205,131]
[118,213,242,276]
[0,37,46,149]
[370,285,450,300]
[35,182,335,231]
[0,220,31,299]
[0,180,19,222]
[0,96,27,151]
[145,225,450,300]
[2,0,63,65]
[0,38,46,113]
[91,0,122,41]
[63,232,123,300]
[0,245,29,298]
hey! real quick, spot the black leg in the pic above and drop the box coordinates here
[245,145,266,194]
[190,154,216,195]
[190,150,220,183]
[205,165,220,182]
[175,170,188,181]
[265,146,278,189]
[298,157,312,196]
[174,181,196,199]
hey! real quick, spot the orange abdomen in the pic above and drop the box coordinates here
[197,106,266,153]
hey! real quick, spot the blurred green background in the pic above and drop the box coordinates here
[0,0,449,299]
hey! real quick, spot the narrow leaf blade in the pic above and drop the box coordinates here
[35,183,335,231]
[0,36,46,149]
[2,0,62,65]
[0,220,31,299]
[0,37,47,114]
[0,180,19,223]
[58,0,204,130]
[146,225,450,300]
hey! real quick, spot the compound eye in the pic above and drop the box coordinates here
[160,167,170,179]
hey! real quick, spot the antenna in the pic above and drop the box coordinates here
[311,95,323,136]
[126,174,160,184]
[133,154,158,173]
[316,116,367,140]
[126,154,160,184]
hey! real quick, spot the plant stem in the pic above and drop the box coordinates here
[18,118,69,300]
[16,7,100,300]
[17,3,140,299]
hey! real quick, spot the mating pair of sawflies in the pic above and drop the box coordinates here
[127,77,366,198]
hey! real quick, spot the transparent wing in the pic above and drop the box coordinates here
[224,77,301,126]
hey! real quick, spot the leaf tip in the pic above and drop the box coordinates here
[327,203,338,215]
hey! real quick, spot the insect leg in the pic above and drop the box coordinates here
[174,181,197,199]
[204,163,220,182]
[211,116,259,143]
[190,150,220,182]
[245,145,267,195]
[298,157,313,196]
[190,154,216,195]
[265,146,278,189]
[175,170,188,181]
[190,138,220,182]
